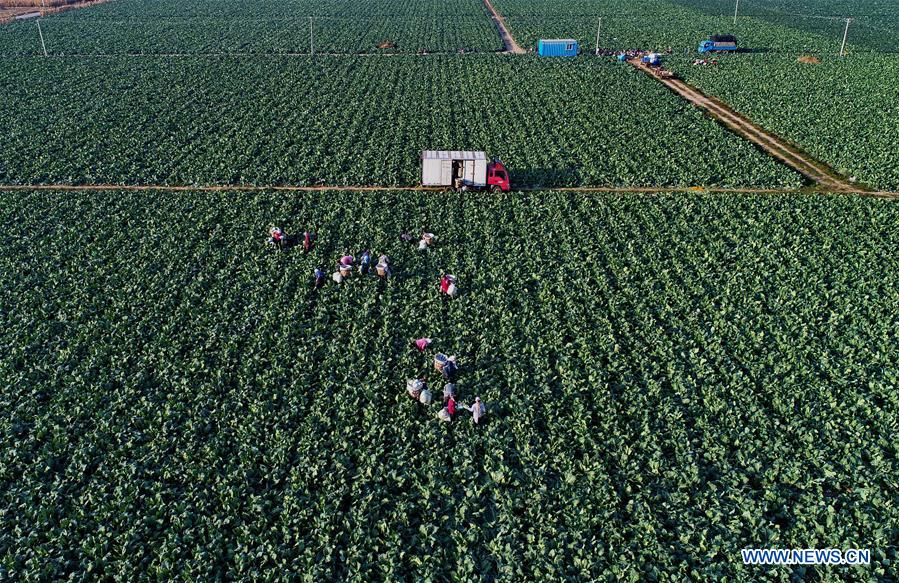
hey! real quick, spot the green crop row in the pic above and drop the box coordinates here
[669,54,899,191]
[494,0,887,54]
[668,0,899,53]
[0,56,802,189]
[1,190,896,580]
[0,0,501,55]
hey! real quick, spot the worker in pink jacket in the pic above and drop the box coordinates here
[414,338,432,353]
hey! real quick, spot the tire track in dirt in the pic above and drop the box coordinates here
[627,58,864,193]
[481,0,524,54]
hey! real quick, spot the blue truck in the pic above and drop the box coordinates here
[641,53,662,66]
[698,35,738,53]
[537,39,578,57]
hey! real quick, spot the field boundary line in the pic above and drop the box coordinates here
[626,59,866,193]
[481,0,524,54]
[1,184,895,198]
[0,0,113,24]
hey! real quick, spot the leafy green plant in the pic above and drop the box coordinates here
[0,189,896,580]
[0,56,801,189]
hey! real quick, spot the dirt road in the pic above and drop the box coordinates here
[0,0,112,24]
[627,59,862,193]
[481,0,525,54]
[1,184,894,198]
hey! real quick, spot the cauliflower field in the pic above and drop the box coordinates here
[0,56,801,189]
[1,190,896,580]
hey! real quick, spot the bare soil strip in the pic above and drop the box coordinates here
[481,0,524,54]
[627,59,863,193]
[0,0,112,23]
[1,184,895,198]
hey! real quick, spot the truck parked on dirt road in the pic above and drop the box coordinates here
[421,150,511,192]
[698,35,738,53]
[641,52,662,66]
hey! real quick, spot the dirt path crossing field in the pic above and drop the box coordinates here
[0,0,113,24]
[481,0,525,54]
[1,184,895,198]
[627,59,862,193]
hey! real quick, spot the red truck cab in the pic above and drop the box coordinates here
[487,160,511,192]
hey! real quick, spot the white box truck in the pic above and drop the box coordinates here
[421,150,510,192]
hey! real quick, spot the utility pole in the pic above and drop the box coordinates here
[36,19,48,57]
[594,17,602,55]
[309,17,314,55]
[733,0,739,26]
[840,18,851,56]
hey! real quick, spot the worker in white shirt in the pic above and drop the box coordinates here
[461,397,486,424]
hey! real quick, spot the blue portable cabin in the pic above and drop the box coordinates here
[537,39,578,57]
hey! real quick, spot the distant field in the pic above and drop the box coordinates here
[494,0,861,54]
[669,0,899,53]
[494,0,894,54]
[0,0,501,54]
[671,54,899,191]
[0,56,801,189]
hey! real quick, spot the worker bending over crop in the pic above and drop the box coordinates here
[440,274,458,298]
[419,232,436,251]
[359,250,372,275]
[406,378,427,400]
[461,397,486,425]
[303,231,316,253]
[414,338,433,353]
[377,254,391,278]
[268,226,286,250]
[434,353,458,380]
[313,267,325,289]
[443,383,456,401]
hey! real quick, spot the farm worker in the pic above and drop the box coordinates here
[303,231,315,253]
[434,353,458,380]
[441,357,458,380]
[313,267,325,288]
[440,274,458,297]
[377,254,391,278]
[446,395,457,418]
[419,232,435,251]
[269,226,285,249]
[443,383,456,401]
[461,397,486,425]
[339,254,354,266]
[406,378,426,400]
[359,250,372,274]
[414,338,432,353]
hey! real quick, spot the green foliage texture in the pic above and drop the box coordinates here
[1,190,897,581]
